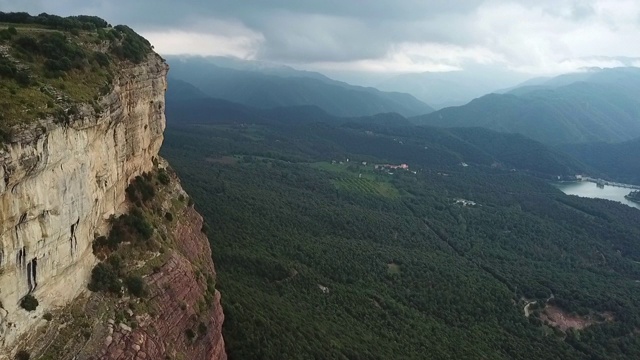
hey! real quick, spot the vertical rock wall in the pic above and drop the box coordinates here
[0,53,167,350]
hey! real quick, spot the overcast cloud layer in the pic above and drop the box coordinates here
[2,0,640,76]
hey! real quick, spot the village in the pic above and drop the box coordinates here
[330,158,416,176]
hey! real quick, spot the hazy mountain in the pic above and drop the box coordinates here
[412,67,640,144]
[166,78,209,101]
[166,87,411,128]
[376,65,530,109]
[164,56,434,117]
[498,57,640,93]
[184,56,330,81]
[505,67,640,95]
[166,96,267,124]
[560,137,640,185]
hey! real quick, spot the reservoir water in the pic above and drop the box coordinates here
[554,181,640,210]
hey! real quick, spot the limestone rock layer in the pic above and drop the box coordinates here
[0,53,226,359]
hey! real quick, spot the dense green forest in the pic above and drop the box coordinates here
[162,114,640,359]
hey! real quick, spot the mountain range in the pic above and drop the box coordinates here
[166,83,585,177]
[165,56,434,117]
[412,67,640,144]
[167,63,640,184]
[167,59,640,146]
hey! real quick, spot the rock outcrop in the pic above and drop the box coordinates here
[98,198,226,360]
[0,49,226,359]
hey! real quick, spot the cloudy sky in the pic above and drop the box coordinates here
[2,0,640,76]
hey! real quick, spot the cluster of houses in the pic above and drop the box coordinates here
[374,163,409,171]
[331,159,418,175]
[374,163,417,175]
[455,198,477,207]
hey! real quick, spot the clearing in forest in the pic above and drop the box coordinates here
[540,305,614,331]
[310,161,400,198]
[387,262,401,274]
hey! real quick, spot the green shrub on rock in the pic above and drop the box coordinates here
[124,275,147,297]
[157,169,170,185]
[88,262,121,294]
[20,294,38,311]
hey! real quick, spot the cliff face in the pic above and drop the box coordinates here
[0,52,225,359]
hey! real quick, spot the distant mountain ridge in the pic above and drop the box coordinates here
[164,56,434,117]
[165,87,585,177]
[165,84,411,128]
[412,67,640,144]
[167,78,209,100]
[376,65,530,109]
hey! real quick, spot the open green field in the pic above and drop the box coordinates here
[387,262,401,274]
[334,176,399,198]
[311,161,400,198]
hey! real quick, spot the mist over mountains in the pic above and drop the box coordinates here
[167,56,640,147]
[165,56,434,117]
[413,67,640,144]
[165,55,640,186]
[376,64,530,109]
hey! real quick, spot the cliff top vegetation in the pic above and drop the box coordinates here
[0,12,154,143]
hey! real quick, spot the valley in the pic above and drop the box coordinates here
[2,5,640,360]
[161,111,640,359]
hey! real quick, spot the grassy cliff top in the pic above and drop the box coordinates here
[0,12,154,143]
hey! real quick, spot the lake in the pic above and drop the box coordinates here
[554,181,640,210]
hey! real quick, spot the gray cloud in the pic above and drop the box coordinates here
[1,0,639,75]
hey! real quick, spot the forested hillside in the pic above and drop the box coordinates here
[560,137,640,185]
[412,68,640,144]
[161,110,640,359]
[165,94,585,177]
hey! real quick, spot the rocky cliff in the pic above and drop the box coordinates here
[96,175,227,360]
[0,25,225,359]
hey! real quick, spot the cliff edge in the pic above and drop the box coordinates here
[0,14,225,359]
